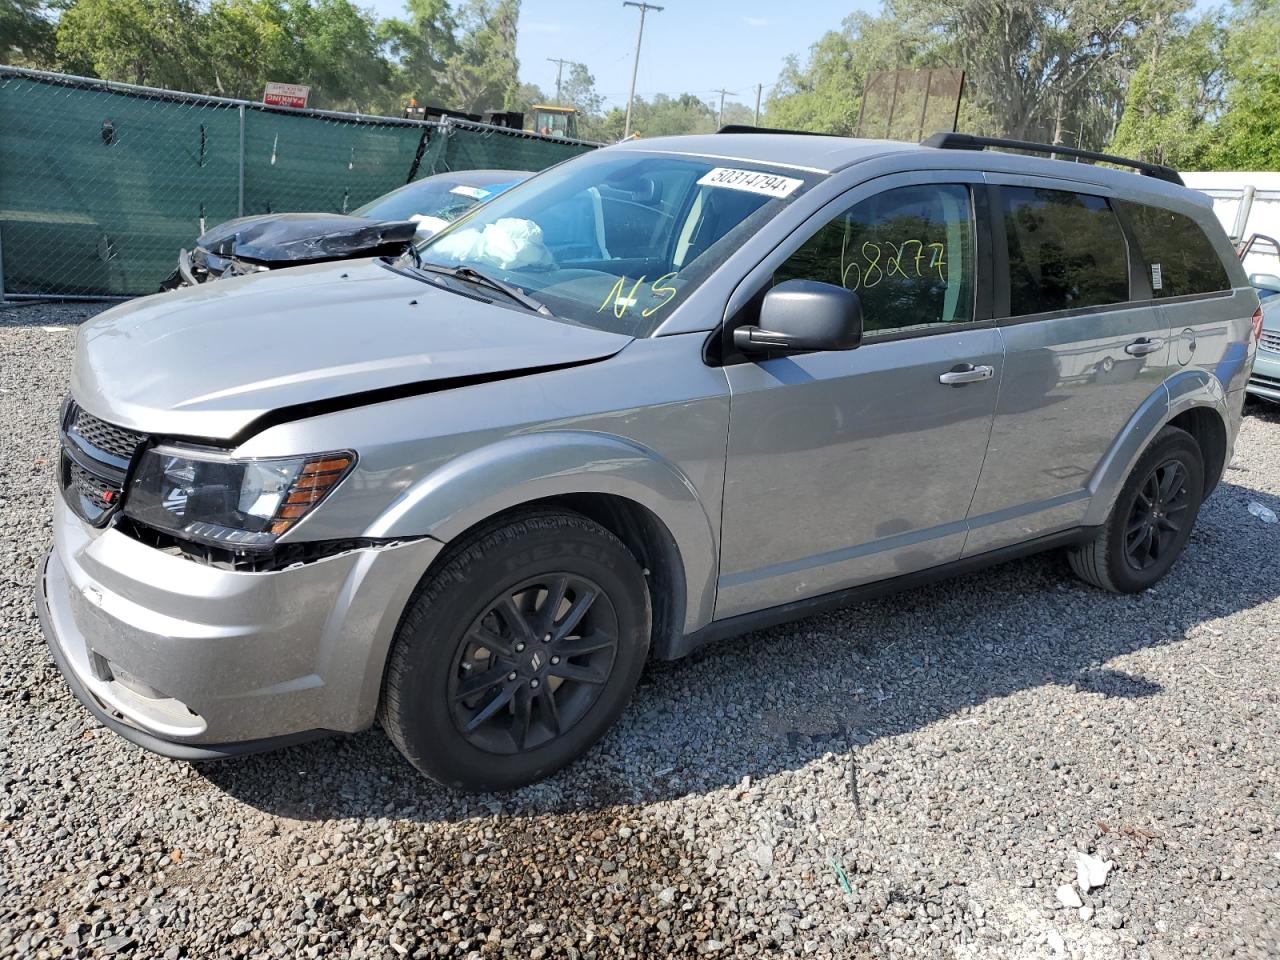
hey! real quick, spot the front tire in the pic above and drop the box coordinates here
[1068,425,1205,593]
[379,509,651,791]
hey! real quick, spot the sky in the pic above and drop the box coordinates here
[364,0,878,112]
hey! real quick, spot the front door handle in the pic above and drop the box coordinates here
[938,363,995,386]
[1125,337,1165,357]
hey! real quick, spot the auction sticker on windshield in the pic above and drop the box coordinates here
[696,167,803,199]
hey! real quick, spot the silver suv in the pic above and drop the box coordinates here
[38,131,1261,791]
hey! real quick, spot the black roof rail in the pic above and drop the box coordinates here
[921,132,1184,186]
[717,124,838,137]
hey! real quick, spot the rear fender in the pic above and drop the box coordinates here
[1083,370,1229,526]
[366,430,718,633]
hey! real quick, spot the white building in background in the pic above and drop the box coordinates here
[1181,171,1280,282]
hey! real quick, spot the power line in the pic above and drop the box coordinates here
[622,1,663,138]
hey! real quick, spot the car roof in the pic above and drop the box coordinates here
[607,133,1210,209]
[610,134,917,174]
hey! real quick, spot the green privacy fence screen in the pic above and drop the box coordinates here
[0,67,598,298]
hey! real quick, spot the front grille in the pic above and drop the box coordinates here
[66,459,119,516]
[1260,330,1280,354]
[68,407,144,462]
[1251,371,1280,388]
[60,401,147,526]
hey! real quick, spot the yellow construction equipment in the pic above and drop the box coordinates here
[529,105,578,139]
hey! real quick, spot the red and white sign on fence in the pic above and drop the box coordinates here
[262,82,310,109]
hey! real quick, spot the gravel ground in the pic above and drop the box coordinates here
[2,301,1278,960]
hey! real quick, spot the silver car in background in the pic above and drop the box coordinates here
[38,131,1260,791]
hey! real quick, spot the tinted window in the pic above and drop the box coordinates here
[775,184,974,335]
[1002,187,1129,316]
[1118,201,1231,298]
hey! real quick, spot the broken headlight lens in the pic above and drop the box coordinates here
[124,446,355,552]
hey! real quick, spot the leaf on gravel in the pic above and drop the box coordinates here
[828,857,853,895]
[170,848,182,864]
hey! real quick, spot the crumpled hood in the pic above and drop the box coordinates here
[72,258,632,441]
[196,213,419,264]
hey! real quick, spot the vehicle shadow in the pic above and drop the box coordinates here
[198,478,1280,822]
[1245,394,1280,424]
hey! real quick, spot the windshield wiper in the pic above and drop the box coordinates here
[413,262,552,316]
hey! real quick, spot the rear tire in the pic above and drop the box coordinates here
[379,508,651,791]
[1068,425,1205,593]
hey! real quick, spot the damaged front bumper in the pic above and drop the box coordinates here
[162,247,268,289]
[163,215,420,288]
[36,493,443,758]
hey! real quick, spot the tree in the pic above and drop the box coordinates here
[765,11,928,134]
[58,0,390,110]
[719,100,756,128]
[600,93,717,140]
[56,0,208,89]
[438,0,520,112]
[1206,0,1280,169]
[287,0,391,111]
[200,0,300,100]
[377,0,459,108]
[379,0,519,114]
[766,0,1200,149]
[1109,13,1224,166]
[512,81,547,114]
[2,0,56,65]
[560,62,601,115]
[555,63,610,139]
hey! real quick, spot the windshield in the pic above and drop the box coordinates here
[409,151,820,335]
[355,178,517,223]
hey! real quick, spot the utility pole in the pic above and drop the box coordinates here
[547,57,572,105]
[713,88,735,128]
[622,1,662,138]
[754,83,763,125]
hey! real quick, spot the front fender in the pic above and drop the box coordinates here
[1083,370,1230,526]
[366,430,719,633]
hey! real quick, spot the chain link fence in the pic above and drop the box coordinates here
[0,67,598,299]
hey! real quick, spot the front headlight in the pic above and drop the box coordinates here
[124,446,355,552]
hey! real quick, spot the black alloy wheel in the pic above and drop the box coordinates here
[1123,458,1193,572]
[379,508,651,791]
[1067,424,1205,593]
[447,574,619,754]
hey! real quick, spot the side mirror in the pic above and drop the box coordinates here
[1250,272,1280,294]
[733,279,863,355]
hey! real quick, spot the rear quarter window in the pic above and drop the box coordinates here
[1001,186,1131,317]
[1118,201,1232,298]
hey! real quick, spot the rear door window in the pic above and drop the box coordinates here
[1117,201,1231,298]
[1001,187,1130,317]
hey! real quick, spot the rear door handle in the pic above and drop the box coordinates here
[1125,337,1165,357]
[938,363,995,386]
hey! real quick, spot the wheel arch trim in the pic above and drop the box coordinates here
[1084,371,1230,526]
[365,430,718,634]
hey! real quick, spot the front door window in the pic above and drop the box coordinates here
[774,183,975,335]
